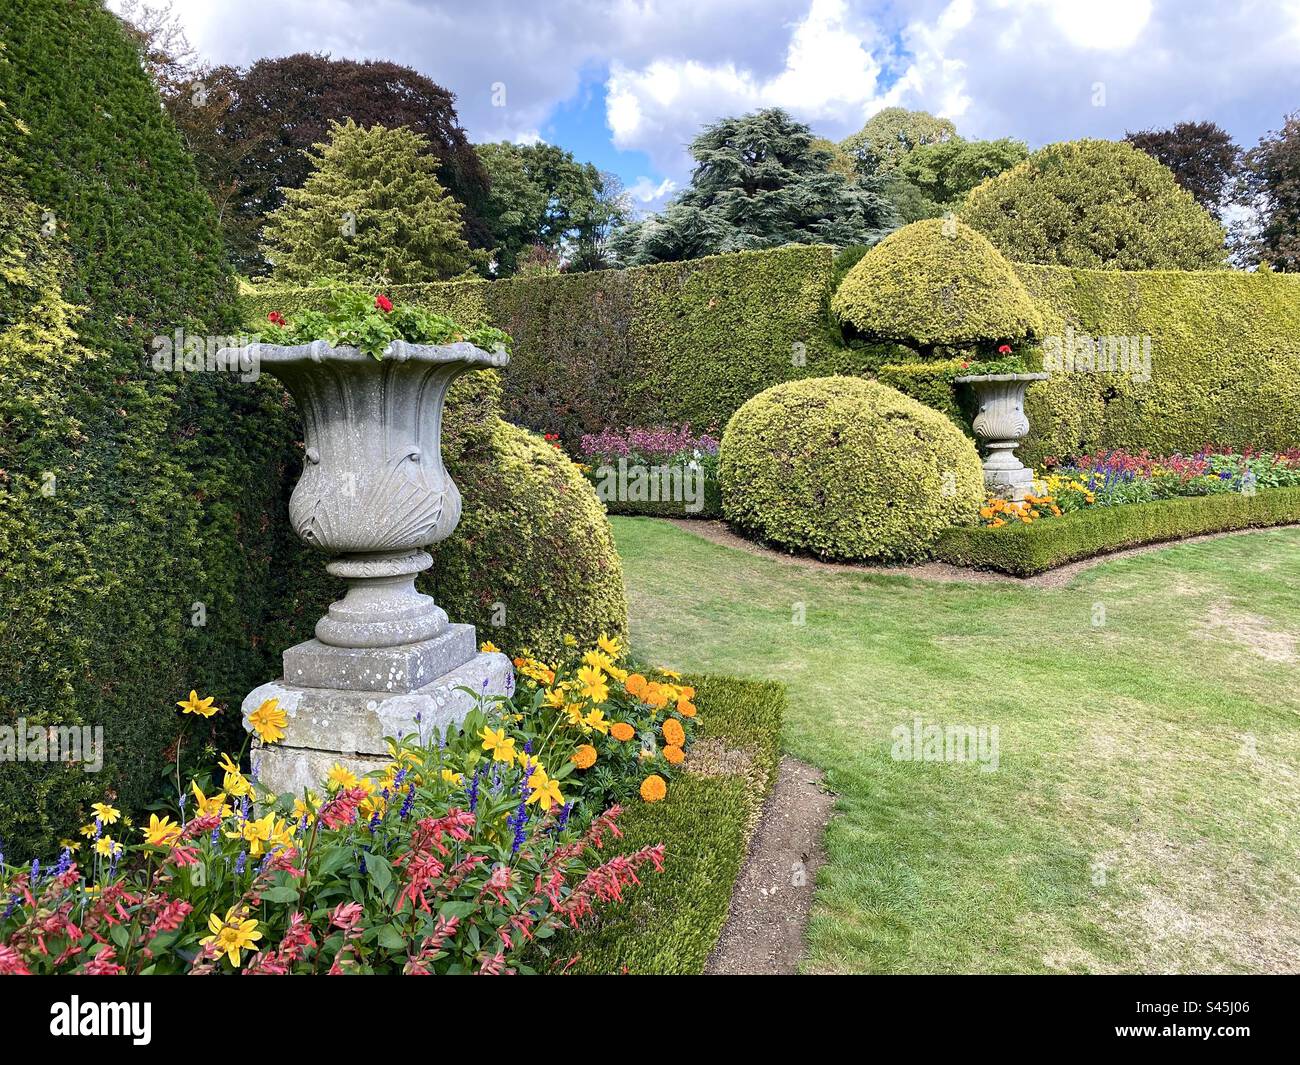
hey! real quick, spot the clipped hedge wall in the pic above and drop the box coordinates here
[243,244,862,445]
[934,488,1300,576]
[720,377,984,562]
[555,674,784,974]
[1015,264,1300,464]
[0,0,287,859]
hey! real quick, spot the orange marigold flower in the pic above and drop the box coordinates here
[624,673,648,698]
[610,722,635,742]
[676,698,696,718]
[640,775,667,802]
[571,744,597,770]
[663,744,685,765]
[662,718,685,747]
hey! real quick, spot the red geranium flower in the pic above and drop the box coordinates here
[375,295,394,313]
[997,344,1012,355]
[267,311,286,326]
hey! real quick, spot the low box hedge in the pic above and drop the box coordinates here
[549,673,784,974]
[934,487,1300,576]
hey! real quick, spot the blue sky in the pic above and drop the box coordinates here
[138,0,1300,212]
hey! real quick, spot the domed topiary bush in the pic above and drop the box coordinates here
[959,139,1227,271]
[719,376,984,562]
[831,218,1043,359]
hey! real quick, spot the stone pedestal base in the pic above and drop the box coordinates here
[982,443,1035,501]
[242,649,514,797]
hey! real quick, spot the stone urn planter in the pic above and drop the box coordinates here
[220,338,515,794]
[953,372,1049,499]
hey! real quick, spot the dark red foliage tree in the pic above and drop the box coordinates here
[1125,120,1240,212]
[165,54,490,274]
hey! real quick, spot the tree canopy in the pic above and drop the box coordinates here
[261,119,478,285]
[886,137,1028,223]
[162,54,489,274]
[960,139,1227,270]
[1238,112,1300,271]
[840,107,957,174]
[1125,121,1240,212]
[612,108,896,266]
[477,141,628,274]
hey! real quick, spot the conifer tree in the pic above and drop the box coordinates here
[263,119,478,284]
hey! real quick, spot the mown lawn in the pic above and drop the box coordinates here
[610,517,1300,974]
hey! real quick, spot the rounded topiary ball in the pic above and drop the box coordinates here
[719,376,984,562]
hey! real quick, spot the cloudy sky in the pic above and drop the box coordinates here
[138,0,1300,211]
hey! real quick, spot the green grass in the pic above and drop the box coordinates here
[610,516,1300,974]
[552,675,784,974]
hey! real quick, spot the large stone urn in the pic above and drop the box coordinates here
[954,372,1049,499]
[223,338,515,795]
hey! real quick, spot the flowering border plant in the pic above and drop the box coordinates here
[258,282,512,361]
[0,634,686,975]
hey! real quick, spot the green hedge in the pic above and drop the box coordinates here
[1015,264,1300,464]
[0,0,287,859]
[246,246,1300,465]
[934,488,1300,576]
[242,245,863,445]
[553,674,784,974]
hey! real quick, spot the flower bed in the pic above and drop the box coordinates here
[572,425,722,518]
[553,674,785,974]
[0,637,707,975]
[936,487,1300,576]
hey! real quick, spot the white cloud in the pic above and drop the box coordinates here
[627,176,678,203]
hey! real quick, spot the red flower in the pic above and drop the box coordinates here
[374,295,394,313]
[997,344,1012,355]
[267,311,287,326]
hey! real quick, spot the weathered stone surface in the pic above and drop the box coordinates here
[955,372,1049,500]
[244,650,515,796]
[282,624,476,693]
[213,339,510,650]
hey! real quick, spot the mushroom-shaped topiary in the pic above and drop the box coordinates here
[831,218,1043,359]
[719,376,984,563]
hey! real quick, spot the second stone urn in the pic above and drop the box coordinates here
[954,372,1049,499]
[224,337,516,794]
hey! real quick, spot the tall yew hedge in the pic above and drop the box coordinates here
[0,0,287,858]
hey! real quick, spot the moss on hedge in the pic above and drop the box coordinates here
[934,488,1300,576]
[552,674,784,975]
[720,377,984,562]
[1015,264,1300,464]
[831,218,1043,353]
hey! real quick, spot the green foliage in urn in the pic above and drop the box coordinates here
[719,377,984,562]
[261,119,481,285]
[960,139,1228,271]
[257,283,510,359]
[831,218,1043,357]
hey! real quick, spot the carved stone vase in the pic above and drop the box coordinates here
[954,372,1049,499]
[223,338,516,794]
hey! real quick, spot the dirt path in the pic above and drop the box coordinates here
[705,756,836,976]
[665,518,1300,590]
